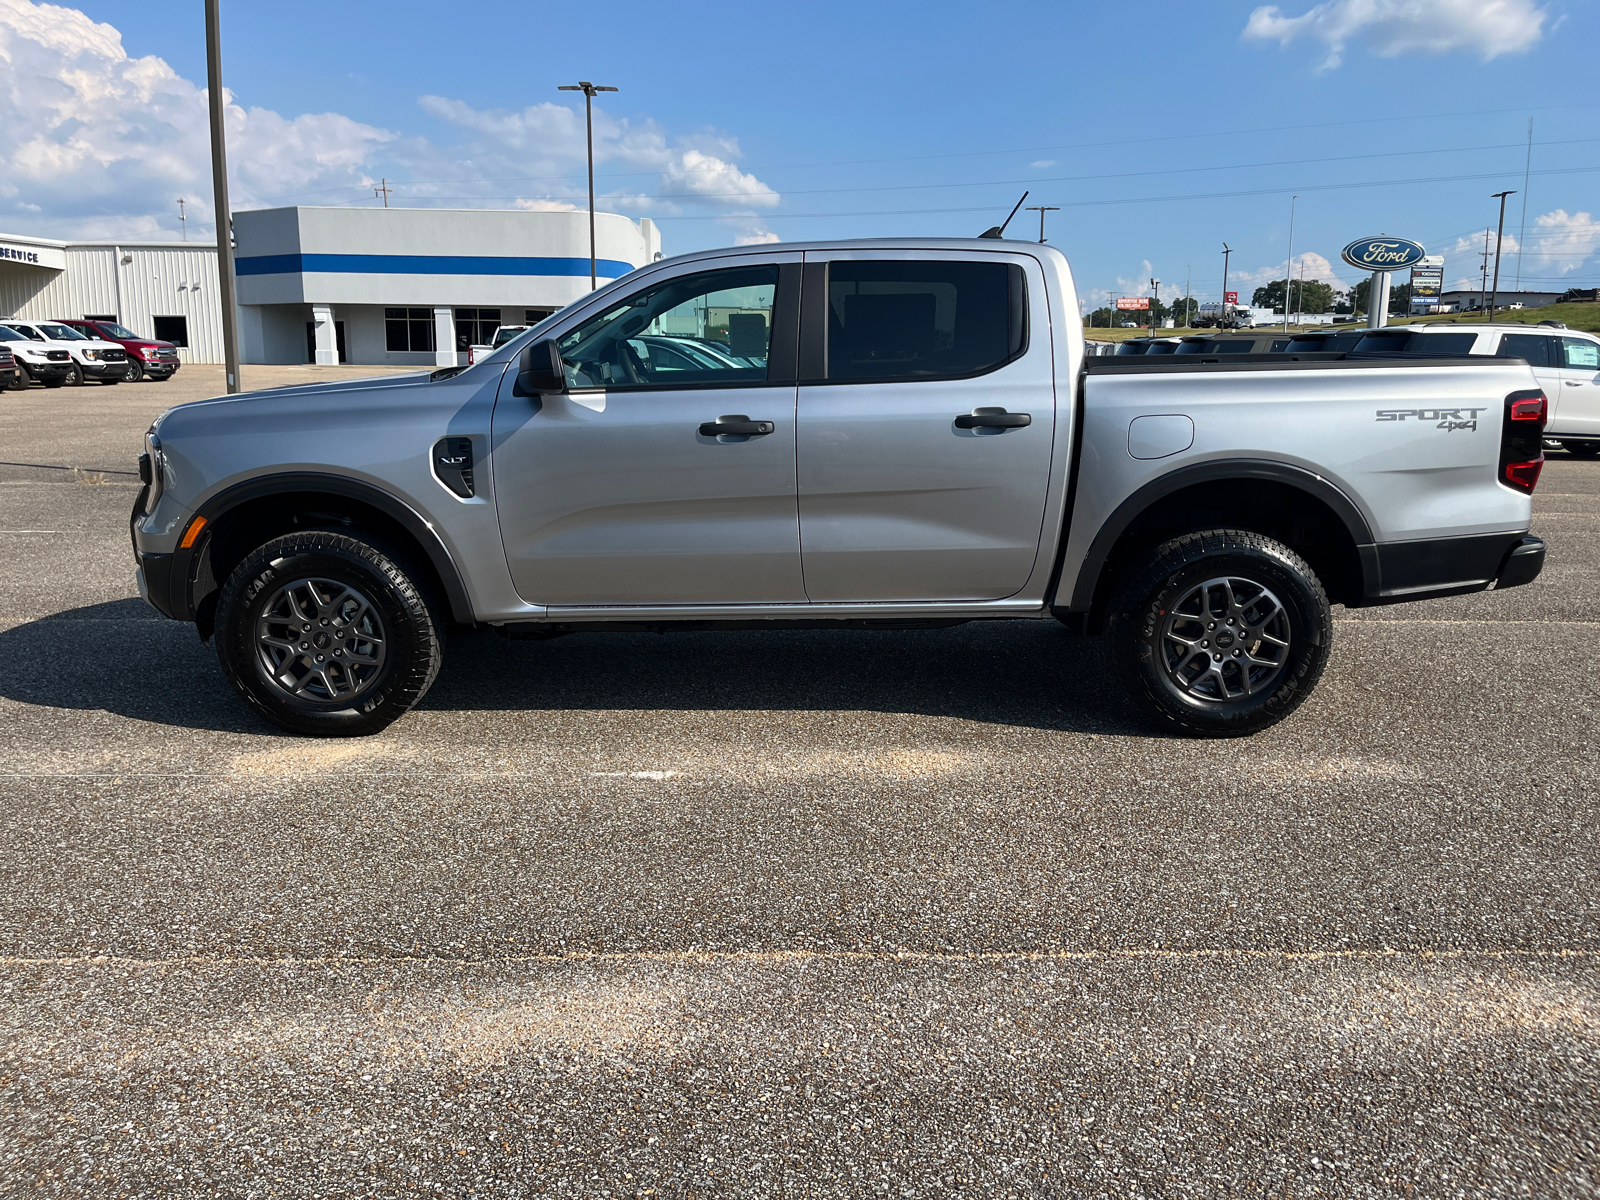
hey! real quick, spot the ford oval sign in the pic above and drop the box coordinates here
[1341,237,1427,271]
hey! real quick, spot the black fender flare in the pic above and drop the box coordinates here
[175,471,475,625]
[1063,459,1379,612]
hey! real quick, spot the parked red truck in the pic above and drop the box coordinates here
[55,318,181,382]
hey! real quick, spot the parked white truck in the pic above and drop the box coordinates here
[131,238,1549,738]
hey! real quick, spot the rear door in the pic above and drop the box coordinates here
[490,255,805,606]
[1496,331,1564,418]
[1557,336,1600,436]
[794,251,1056,602]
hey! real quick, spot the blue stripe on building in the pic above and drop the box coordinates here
[235,253,636,278]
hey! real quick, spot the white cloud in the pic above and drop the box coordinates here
[1234,250,1351,291]
[1030,159,1057,169]
[0,0,393,237]
[0,1,781,243]
[1444,209,1600,289]
[734,229,781,246]
[1243,0,1547,70]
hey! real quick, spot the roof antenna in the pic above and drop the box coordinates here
[979,191,1029,240]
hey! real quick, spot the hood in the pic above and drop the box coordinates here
[156,369,439,422]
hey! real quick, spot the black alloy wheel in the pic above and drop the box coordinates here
[1107,529,1332,736]
[214,531,443,736]
[124,360,144,382]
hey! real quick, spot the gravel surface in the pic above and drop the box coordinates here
[0,370,1595,1197]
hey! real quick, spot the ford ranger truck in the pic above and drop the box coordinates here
[129,239,1549,738]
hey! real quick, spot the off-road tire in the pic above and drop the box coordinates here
[1107,529,1332,737]
[214,531,443,736]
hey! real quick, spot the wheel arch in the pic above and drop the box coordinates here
[1065,460,1378,626]
[176,472,475,639]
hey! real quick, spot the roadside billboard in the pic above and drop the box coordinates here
[1410,255,1444,312]
[1115,297,1150,310]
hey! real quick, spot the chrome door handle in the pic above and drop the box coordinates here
[699,415,774,437]
[955,407,1031,429]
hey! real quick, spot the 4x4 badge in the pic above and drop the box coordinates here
[1376,407,1486,431]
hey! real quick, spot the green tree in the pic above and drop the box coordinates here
[1253,278,1335,314]
[1168,296,1200,326]
[1350,278,1412,315]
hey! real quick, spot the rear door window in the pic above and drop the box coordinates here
[1498,333,1554,367]
[1562,337,1600,370]
[826,260,1025,382]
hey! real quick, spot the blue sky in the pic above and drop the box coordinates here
[3,0,1597,303]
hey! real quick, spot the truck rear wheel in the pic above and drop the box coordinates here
[214,531,443,736]
[1107,529,1331,737]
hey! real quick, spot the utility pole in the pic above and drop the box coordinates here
[1220,243,1232,328]
[1150,278,1161,331]
[558,80,619,290]
[1479,227,1492,313]
[204,0,241,395]
[1283,194,1298,332]
[1024,205,1059,243]
[1184,266,1191,330]
[374,178,392,208]
[1489,190,1516,320]
[177,198,186,241]
[1515,119,1532,289]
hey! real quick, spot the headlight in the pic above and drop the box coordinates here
[143,430,165,512]
[83,349,101,361]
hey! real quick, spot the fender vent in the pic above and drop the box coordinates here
[432,437,475,498]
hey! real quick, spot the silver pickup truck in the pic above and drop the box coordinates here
[131,239,1550,738]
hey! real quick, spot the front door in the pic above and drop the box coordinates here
[491,259,804,606]
[1557,335,1600,437]
[795,253,1057,602]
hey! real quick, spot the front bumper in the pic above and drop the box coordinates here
[20,363,71,382]
[81,360,126,378]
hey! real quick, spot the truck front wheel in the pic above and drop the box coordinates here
[1107,529,1332,737]
[214,531,443,736]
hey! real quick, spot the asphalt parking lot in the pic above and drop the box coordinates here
[1,364,1595,1197]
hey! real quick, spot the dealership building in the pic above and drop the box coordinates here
[0,206,661,366]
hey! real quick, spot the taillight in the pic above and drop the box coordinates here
[1500,388,1546,494]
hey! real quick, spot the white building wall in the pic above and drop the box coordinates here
[3,239,226,364]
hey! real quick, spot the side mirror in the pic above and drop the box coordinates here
[518,339,566,393]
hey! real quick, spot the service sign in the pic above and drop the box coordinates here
[0,239,66,271]
[1342,237,1427,272]
[1115,297,1150,310]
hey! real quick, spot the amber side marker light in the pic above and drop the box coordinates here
[179,515,208,549]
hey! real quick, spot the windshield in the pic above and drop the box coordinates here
[40,323,87,340]
[0,327,26,341]
[491,326,529,347]
[96,322,139,340]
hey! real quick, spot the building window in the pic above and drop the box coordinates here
[385,307,435,353]
[454,307,502,352]
[152,316,189,347]
[524,308,556,324]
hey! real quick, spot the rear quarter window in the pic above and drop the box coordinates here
[1498,333,1554,367]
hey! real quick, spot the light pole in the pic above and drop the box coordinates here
[1220,243,1232,327]
[204,0,241,394]
[1283,194,1298,332]
[1150,278,1161,331]
[558,80,618,290]
[1024,205,1059,243]
[1488,189,1516,321]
